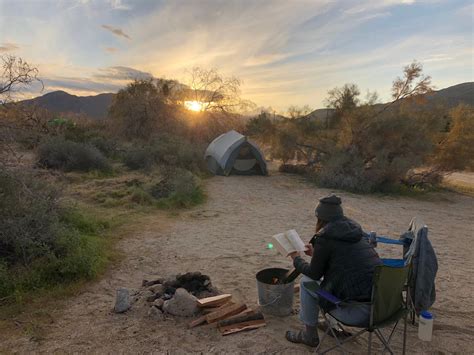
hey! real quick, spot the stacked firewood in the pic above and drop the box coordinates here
[188,294,266,336]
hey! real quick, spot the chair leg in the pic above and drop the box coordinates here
[318,328,366,355]
[386,320,399,346]
[368,331,372,355]
[318,314,348,355]
[375,329,394,355]
[403,313,408,355]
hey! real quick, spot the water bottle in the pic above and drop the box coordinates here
[418,310,434,341]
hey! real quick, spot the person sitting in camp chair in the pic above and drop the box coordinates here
[286,194,383,347]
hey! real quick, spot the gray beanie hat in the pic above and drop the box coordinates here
[315,194,344,221]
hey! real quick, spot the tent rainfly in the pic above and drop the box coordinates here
[204,130,267,176]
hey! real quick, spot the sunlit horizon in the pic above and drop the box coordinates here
[184,100,205,112]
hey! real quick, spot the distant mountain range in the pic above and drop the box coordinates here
[307,82,474,121]
[20,82,473,120]
[21,90,115,120]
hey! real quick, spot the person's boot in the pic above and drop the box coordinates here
[285,324,320,347]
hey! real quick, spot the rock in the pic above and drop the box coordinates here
[163,279,180,289]
[162,288,199,317]
[164,286,176,296]
[114,287,131,313]
[149,284,165,295]
[142,278,163,287]
[146,293,160,302]
[148,306,165,320]
[153,298,165,309]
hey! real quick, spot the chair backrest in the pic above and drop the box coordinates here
[371,265,409,325]
[403,217,427,265]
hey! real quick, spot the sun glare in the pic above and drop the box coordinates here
[185,100,204,112]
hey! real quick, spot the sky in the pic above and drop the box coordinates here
[0,0,472,112]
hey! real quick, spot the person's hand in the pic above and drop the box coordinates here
[304,243,313,257]
[288,251,300,260]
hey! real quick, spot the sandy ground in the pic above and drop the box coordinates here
[2,169,474,354]
[444,171,474,192]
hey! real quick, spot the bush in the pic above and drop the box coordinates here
[122,149,154,170]
[313,151,372,192]
[37,138,111,172]
[87,136,118,158]
[122,136,206,173]
[0,169,60,266]
[0,168,110,300]
[279,164,312,175]
[154,168,204,208]
[433,104,474,171]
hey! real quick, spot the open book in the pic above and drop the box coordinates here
[272,229,307,257]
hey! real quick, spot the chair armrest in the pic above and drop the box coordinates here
[376,236,405,245]
[315,289,342,307]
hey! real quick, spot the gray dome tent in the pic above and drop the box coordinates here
[204,130,267,176]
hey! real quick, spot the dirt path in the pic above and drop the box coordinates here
[2,171,474,353]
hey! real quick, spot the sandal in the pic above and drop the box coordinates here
[285,330,320,347]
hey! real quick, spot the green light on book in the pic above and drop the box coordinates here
[267,243,274,249]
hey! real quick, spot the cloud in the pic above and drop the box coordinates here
[104,47,119,53]
[2,0,470,110]
[22,66,154,98]
[101,25,131,39]
[94,66,153,81]
[108,0,132,11]
[41,76,123,93]
[0,42,19,53]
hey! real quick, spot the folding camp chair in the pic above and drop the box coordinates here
[308,264,409,355]
[372,217,428,323]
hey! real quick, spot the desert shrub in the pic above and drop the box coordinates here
[122,136,206,173]
[37,137,110,172]
[149,179,174,199]
[152,136,206,171]
[313,151,372,192]
[402,169,443,189]
[0,169,60,266]
[279,164,312,175]
[433,104,474,171]
[0,168,110,300]
[87,136,118,158]
[122,149,154,170]
[129,186,154,205]
[152,168,204,209]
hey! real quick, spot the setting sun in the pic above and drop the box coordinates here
[185,100,204,112]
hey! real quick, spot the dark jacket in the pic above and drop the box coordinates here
[293,217,382,308]
[409,226,438,313]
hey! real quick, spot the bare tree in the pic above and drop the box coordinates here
[0,55,43,164]
[0,55,42,104]
[287,105,313,119]
[185,67,247,113]
[377,61,432,115]
[392,61,432,101]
